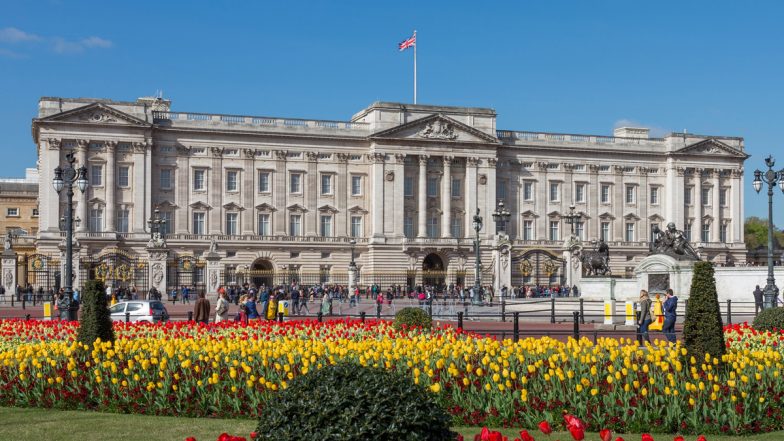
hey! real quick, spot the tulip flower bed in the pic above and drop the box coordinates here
[0,319,782,436]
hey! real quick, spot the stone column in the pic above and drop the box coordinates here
[465,157,479,238]
[204,251,222,299]
[336,154,349,236]
[441,156,452,238]
[612,166,623,241]
[42,139,62,233]
[712,169,721,242]
[563,163,574,208]
[132,142,148,233]
[209,147,223,234]
[273,151,288,235]
[305,152,319,236]
[694,169,703,243]
[75,140,88,233]
[147,247,169,297]
[639,168,649,243]
[588,165,599,239]
[730,168,742,243]
[2,249,16,296]
[242,149,255,235]
[369,153,385,239]
[484,158,498,240]
[175,146,190,234]
[105,141,117,232]
[535,162,547,239]
[417,155,428,238]
[392,154,406,237]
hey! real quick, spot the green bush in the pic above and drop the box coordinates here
[683,261,725,362]
[753,307,784,332]
[76,279,115,346]
[393,306,432,330]
[255,362,455,440]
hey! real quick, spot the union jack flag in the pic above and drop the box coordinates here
[398,33,416,51]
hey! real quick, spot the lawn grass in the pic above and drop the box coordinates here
[1,407,782,441]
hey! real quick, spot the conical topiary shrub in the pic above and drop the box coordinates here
[683,261,725,362]
[76,279,115,346]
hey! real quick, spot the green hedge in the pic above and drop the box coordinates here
[683,261,725,362]
[753,307,784,332]
[393,307,432,330]
[76,279,115,346]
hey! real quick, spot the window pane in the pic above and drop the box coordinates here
[226,213,238,235]
[193,212,205,234]
[89,209,103,232]
[549,183,559,202]
[601,222,609,241]
[404,177,413,197]
[259,172,270,192]
[351,216,362,238]
[650,187,658,204]
[524,182,533,201]
[351,176,361,195]
[427,216,439,237]
[720,189,727,206]
[90,165,102,186]
[321,175,332,194]
[160,169,171,189]
[575,184,585,203]
[258,214,270,236]
[451,178,461,198]
[450,216,462,238]
[194,170,205,191]
[523,220,533,240]
[427,178,438,197]
[227,171,238,192]
[117,210,129,233]
[625,223,634,241]
[549,221,559,241]
[118,166,129,187]
[160,212,172,235]
[497,181,507,200]
[403,216,413,238]
[601,185,610,203]
[625,185,635,204]
[290,215,301,236]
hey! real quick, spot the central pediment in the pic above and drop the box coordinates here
[370,114,500,144]
[37,103,150,126]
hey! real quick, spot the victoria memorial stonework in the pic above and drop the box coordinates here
[30,97,748,295]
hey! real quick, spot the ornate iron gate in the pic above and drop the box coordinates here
[167,256,205,294]
[512,249,565,287]
[25,254,59,292]
[82,250,148,292]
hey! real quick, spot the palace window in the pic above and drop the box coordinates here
[497,180,507,200]
[720,223,728,242]
[193,170,206,191]
[601,222,610,241]
[523,182,533,201]
[549,182,559,202]
[625,223,635,242]
[650,186,659,205]
[192,212,205,235]
[289,214,302,236]
[404,177,413,197]
[320,215,333,237]
[575,221,584,240]
[549,221,560,241]
[451,178,461,198]
[701,223,710,243]
[601,184,610,204]
[351,216,363,238]
[225,213,238,235]
[684,222,692,240]
[226,171,239,192]
[523,220,533,241]
[451,216,462,238]
[720,188,728,207]
[159,211,172,235]
[117,210,129,233]
[650,223,659,242]
[684,186,693,205]
[427,216,439,238]
[258,213,270,236]
[403,216,413,238]
[90,165,103,187]
[258,172,270,193]
[160,169,172,190]
[6,208,18,217]
[427,177,438,198]
[321,174,332,195]
[89,209,103,232]
[117,166,130,188]
[351,176,362,196]
[575,183,586,203]
[702,188,710,206]
[625,185,636,204]
[290,173,302,194]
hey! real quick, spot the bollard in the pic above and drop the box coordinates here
[625,301,636,326]
[125,312,130,323]
[317,312,323,323]
[604,300,615,325]
[25,314,31,321]
[550,298,556,324]
[187,311,193,322]
[592,330,598,344]
[636,311,642,346]
[501,299,506,322]
[726,299,732,325]
[457,311,463,330]
[572,311,580,340]
[377,307,381,320]
[360,311,366,323]
[22,297,25,310]
[513,312,520,342]
[579,298,585,324]
[278,313,284,323]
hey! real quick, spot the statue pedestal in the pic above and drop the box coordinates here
[348,264,358,292]
[204,252,222,300]
[493,238,511,293]
[1,249,16,295]
[635,254,695,299]
[147,247,169,298]
[580,277,618,301]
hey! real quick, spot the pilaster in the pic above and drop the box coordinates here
[273,150,288,235]
[242,149,255,235]
[306,152,319,236]
[441,156,452,238]
[105,141,117,232]
[417,155,428,238]
[75,140,88,233]
[175,145,190,234]
[209,147,223,234]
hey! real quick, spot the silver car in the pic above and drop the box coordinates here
[109,300,169,323]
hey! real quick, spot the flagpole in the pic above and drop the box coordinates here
[413,30,417,104]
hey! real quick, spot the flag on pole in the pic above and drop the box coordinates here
[398,33,416,51]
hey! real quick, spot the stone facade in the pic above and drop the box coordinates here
[31,97,748,291]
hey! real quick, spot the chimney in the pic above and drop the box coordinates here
[613,127,649,139]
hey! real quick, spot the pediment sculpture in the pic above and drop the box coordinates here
[650,222,700,261]
[417,119,458,140]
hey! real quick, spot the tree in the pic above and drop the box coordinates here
[76,279,115,346]
[683,261,725,363]
[744,217,784,250]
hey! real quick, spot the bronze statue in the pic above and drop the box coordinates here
[576,239,612,276]
[650,222,700,260]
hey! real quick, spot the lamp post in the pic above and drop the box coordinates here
[752,156,784,308]
[563,204,583,237]
[472,209,483,305]
[348,238,357,292]
[52,152,88,320]
[147,209,167,244]
[491,200,511,235]
[752,156,784,309]
[349,239,357,268]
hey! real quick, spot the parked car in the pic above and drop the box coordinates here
[109,300,169,323]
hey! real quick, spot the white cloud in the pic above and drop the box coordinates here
[614,118,670,138]
[0,27,42,43]
[0,48,24,58]
[52,36,113,54]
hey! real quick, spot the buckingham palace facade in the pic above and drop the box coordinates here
[31,97,748,293]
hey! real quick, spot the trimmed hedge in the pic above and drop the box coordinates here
[394,307,432,330]
[255,362,455,440]
[753,307,784,332]
[683,261,725,363]
[77,279,115,346]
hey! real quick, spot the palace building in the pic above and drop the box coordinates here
[30,97,748,294]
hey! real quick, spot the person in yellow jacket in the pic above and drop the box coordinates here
[649,293,664,331]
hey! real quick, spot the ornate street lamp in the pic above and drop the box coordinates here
[563,204,583,237]
[147,209,167,244]
[491,200,511,235]
[349,238,357,269]
[472,209,483,305]
[752,156,784,309]
[52,152,88,320]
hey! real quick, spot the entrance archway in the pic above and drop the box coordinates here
[422,253,446,288]
[250,258,274,288]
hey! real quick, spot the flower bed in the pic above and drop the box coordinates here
[0,319,782,435]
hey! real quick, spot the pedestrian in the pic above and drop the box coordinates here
[215,291,230,323]
[170,287,178,304]
[290,287,300,315]
[376,292,384,317]
[321,291,330,316]
[662,288,678,343]
[245,294,260,320]
[182,285,190,304]
[193,291,210,324]
[637,290,652,345]
[259,288,270,319]
[753,285,764,314]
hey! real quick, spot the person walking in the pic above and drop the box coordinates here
[753,285,764,314]
[662,289,678,343]
[245,294,260,320]
[181,285,191,304]
[215,291,230,323]
[193,291,210,324]
[637,290,653,345]
[290,287,300,316]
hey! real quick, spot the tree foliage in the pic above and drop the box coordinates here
[744,217,784,250]
[753,307,784,332]
[683,261,726,363]
[394,307,432,330]
[76,279,115,346]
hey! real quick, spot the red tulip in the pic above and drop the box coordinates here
[538,421,552,435]
[456,435,464,441]
[563,414,586,431]
[218,433,231,441]
[696,437,707,441]
[599,429,612,441]
[615,437,625,441]
[641,434,654,441]
[249,432,258,440]
[568,426,585,441]
[519,430,536,441]
[185,438,196,441]
[673,437,684,441]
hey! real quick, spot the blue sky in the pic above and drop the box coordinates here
[1,0,782,221]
